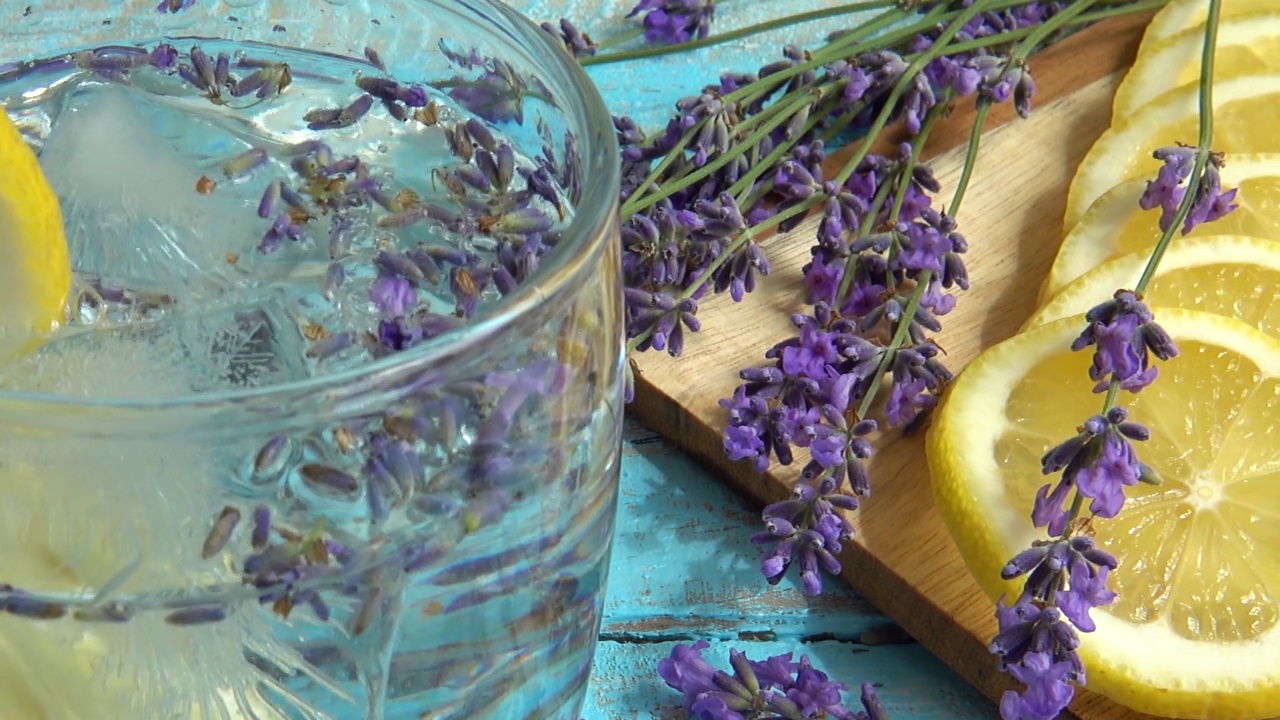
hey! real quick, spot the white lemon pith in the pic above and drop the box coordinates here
[929,309,1280,718]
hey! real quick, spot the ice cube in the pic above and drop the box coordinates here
[38,85,259,301]
[0,298,310,398]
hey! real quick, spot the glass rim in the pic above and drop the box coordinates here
[0,0,621,413]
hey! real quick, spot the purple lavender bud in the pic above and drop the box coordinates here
[178,64,203,89]
[356,75,401,100]
[464,118,498,151]
[379,440,422,497]
[231,70,272,98]
[73,602,133,623]
[201,505,242,559]
[339,94,375,125]
[5,595,67,619]
[278,184,308,212]
[290,154,321,178]
[214,53,231,88]
[1002,545,1049,580]
[396,85,428,107]
[304,107,344,130]
[165,604,228,625]
[495,144,516,189]
[325,155,361,175]
[254,435,291,476]
[257,181,282,218]
[364,46,387,71]
[223,147,269,178]
[190,46,216,89]
[251,505,272,550]
[298,463,360,494]
[301,590,332,621]
[383,98,410,122]
[375,249,426,283]
[403,247,443,285]
[367,470,392,523]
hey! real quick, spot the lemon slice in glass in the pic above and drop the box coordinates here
[0,107,72,354]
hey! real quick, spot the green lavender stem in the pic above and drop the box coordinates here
[852,96,986,421]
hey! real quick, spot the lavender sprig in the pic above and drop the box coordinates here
[993,3,1235,716]
[627,0,719,46]
[658,640,890,720]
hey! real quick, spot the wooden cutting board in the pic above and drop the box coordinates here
[627,11,1176,720]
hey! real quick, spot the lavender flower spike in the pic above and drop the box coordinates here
[1071,291,1177,393]
[658,641,882,719]
[628,0,718,46]
[1138,144,1238,234]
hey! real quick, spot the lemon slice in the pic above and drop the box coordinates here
[1139,0,1275,55]
[1030,235,1280,334]
[1116,11,1280,118]
[928,308,1280,718]
[1064,73,1280,235]
[0,108,72,354]
[1044,153,1280,300]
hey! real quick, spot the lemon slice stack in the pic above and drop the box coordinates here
[927,1,1280,717]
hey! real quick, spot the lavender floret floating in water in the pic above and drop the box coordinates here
[0,28,619,720]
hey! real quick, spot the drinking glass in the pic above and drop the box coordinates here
[0,0,623,717]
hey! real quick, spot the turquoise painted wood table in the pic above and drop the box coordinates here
[500,1,1000,716]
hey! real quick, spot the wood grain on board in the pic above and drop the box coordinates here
[628,12,1169,720]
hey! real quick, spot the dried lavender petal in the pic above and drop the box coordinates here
[165,604,228,625]
[201,505,242,559]
[307,332,355,360]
